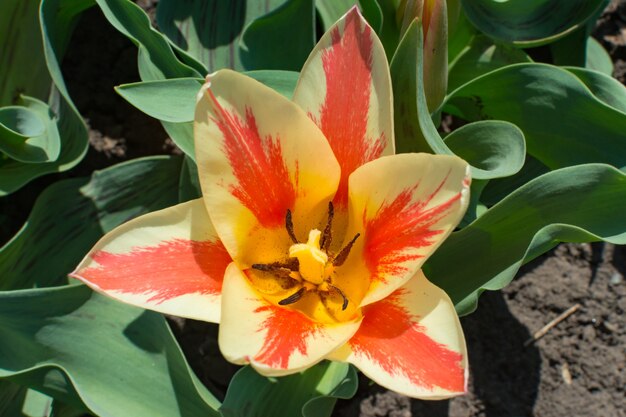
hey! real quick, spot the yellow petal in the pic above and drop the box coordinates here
[293,7,394,209]
[340,153,470,306]
[329,270,468,399]
[218,263,361,376]
[71,199,229,323]
[194,70,340,267]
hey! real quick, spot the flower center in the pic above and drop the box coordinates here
[288,229,330,285]
[248,202,360,321]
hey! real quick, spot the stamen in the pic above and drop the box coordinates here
[332,233,361,267]
[251,258,299,272]
[278,287,306,306]
[328,284,349,311]
[320,202,334,251]
[285,209,299,244]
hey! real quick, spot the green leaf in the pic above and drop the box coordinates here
[444,120,526,180]
[391,20,524,180]
[445,63,626,170]
[98,0,304,158]
[372,0,401,59]
[448,35,532,91]
[448,13,476,64]
[0,285,220,417]
[461,0,608,47]
[0,0,50,106]
[179,156,202,203]
[0,381,29,417]
[425,164,626,315]
[564,66,626,114]
[549,25,588,67]
[221,362,357,417]
[96,0,201,80]
[480,155,549,206]
[246,70,300,99]
[586,37,613,76]
[0,96,61,163]
[240,0,315,71]
[115,78,204,123]
[155,0,286,72]
[0,156,182,290]
[0,0,89,195]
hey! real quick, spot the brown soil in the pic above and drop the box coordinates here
[2,2,625,416]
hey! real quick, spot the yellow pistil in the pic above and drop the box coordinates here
[288,229,328,285]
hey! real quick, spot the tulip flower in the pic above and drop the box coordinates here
[397,0,448,111]
[72,8,470,399]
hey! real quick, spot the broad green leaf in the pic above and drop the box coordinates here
[179,156,202,202]
[97,0,304,157]
[0,0,50,106]
[445,63,626,170]
[565,66,626,114]
[372,0,401,59]
[221,362,357,417]
[0,381,28,417]
[156,0,286,72]
[115,78,204,123]
[93,0,204,156]
[240,0,315,71]
[391,20,525,180]
[586,37,613,76]
[448,13,476,64]
[448,35,532,91]
[425,164,626,315]
[0,382,76,417]
[461,0,608,47]
[0,156,182,290]
[444,120,526,181]
[0,96,61,163]
[95,0,201,81]
[0,0,89,195]
[0,285,220,417]
[246,70,300,99]
[549,25,587,68]
[480,155,549,206]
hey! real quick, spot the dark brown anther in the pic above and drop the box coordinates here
[251,258,299,272]
[278,287,306,306]
[320,202,334,251]
[332,233,361,267]
[285,209,299,244]
[329,284,349,311]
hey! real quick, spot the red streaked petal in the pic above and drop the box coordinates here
[71,199,230,323]
[339,153,470,306]
[293,7,394,209]
[218,263,361,376]
[329,270,467,399]
[195,70,340,266]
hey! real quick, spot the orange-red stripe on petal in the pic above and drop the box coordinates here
[318,10,387,207]
[219,263,361,376]
[363,177,462,285]
[294,8,393,211]
[206,89,296,228]
[345,154,470,307]
[82,239,230,303]
[253,305,322,369]
[350,289,465,393]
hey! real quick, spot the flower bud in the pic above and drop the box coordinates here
[397,0,448,112]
